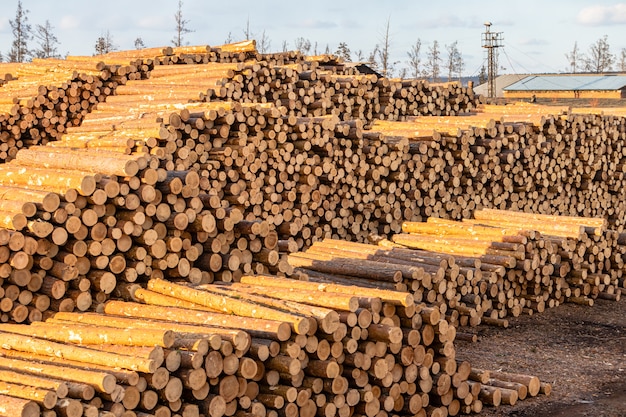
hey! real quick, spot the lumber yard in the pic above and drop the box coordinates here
[0,40,622,417]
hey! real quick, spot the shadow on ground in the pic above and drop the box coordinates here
[456,299,626,416]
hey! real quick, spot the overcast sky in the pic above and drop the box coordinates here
[1,1,626,77]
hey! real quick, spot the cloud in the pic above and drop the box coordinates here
[519,38,548,46]
[137,16,169,30]
[300,19,337,29]
[340,19,361,29]
[417,15,511,30]
[420,15,471,29]
[577,4,626,25]
[59,15,80,30]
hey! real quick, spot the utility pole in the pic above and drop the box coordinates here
[481,22,503,99]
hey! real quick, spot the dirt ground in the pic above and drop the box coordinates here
[455,297,626,417]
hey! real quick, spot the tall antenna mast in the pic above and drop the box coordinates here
[481,22,503,99]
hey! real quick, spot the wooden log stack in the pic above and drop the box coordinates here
[0,304,253,417]
[0,42,624,417]
[0,44,288,321]
[0,58,152,162]
[0,42,623,319]
[469,209,623,304]
[287,206,624,329]
[363,103,626,237]
[389,210,623,322]
[0,41,623,319]
[0,274,551,417]
[202,51,480,121]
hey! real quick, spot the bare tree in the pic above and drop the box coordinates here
[407,39,422,78]
[424,40,442,82]
[257,30,271,53]
[282,40,289,52]
[582,35,614,73]
[8,0,32,62]
[172,0,193,47]
[457,55,466,81]
[224,32,233,44]
[313,42,318,55]
[33,20,60,59]
[368,45,379,72]
[243,18,251,39]
[354,50,364,62]
[335,42,351,62]
[619,48,626,72]
[565,41,582,73]
[376,18,393,77]
[445,41,464,81]
[94,30,116,55]
[134,37,145,50]
[294,37,311,55]
[240,18,270,52]
[478,65,487,85]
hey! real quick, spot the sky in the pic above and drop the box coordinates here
[1,0,626,77]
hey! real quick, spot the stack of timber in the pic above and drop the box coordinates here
[390,210,622,323]
[0,294,256,417]
[0,42,277,321]
[0,57,151,162]
[288,206,624,330]
[365,104,626,233]
[0,42,624,323]
[0,40,488,324]
[2,42,625,417]
[469,209,623,304]
[0,275,550,417]
[289,237,487,328]
[0,40,265,162]
[217,56,481,120]
[0,43,621,321]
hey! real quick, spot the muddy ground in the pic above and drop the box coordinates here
[455,297,626,417]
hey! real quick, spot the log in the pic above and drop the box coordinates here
[0,394,40,417]
[0,368,69,399]
[5,321,175,348]
[102,300,292,342]
[0,330,157,373]
[0,356,117,394]
[146,278,310,335]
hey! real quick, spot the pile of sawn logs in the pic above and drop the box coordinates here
[0,57,151,162]
[0,40,486,324]
[0,275,549,417]
[288,208,622,330]
[0,41,622,416]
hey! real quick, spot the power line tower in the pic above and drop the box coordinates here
[481,22,503,98]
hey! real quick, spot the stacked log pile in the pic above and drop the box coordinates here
[0,43,624,417]
[0,58,151,162]
[0,40,261,163]
[469,209,623,303]
[287,206,623,330]
[0,43,281,322]
[0,297,255,417]
[390,218,577,324]
[289,237,492,328]
[0,276,550,417]
[364,103,626,233]
[192,49,481,121]
[0,42,624,320]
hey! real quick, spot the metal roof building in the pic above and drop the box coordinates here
[503,75,626,99]
[473,74,528,98]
